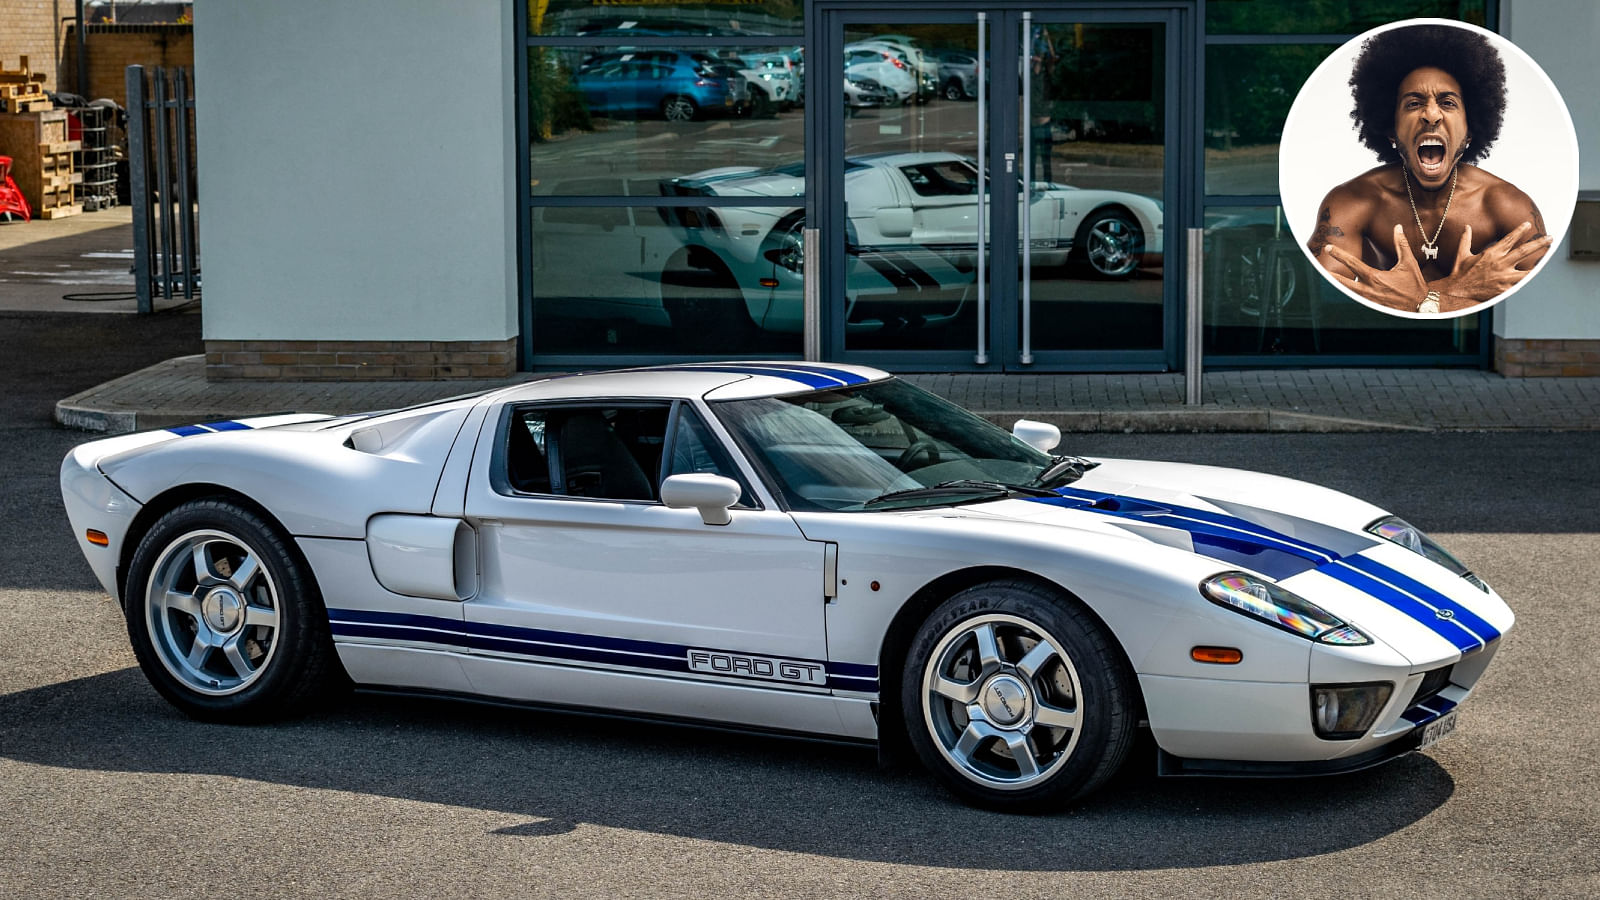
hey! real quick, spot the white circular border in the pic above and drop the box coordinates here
[1279,18,1579,320]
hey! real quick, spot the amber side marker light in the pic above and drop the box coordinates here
[1191,646,1243,665]
[85,530,110,547]
[758,277,780,288]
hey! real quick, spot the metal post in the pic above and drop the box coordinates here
[1018,12,1034,365]
[173,67,195,298]
[1185,227,1204,406]
[126,65,152,314]
[974,12,988,365]
[75,0,88,96]
[153,70,176,300]
[803,226,821,361]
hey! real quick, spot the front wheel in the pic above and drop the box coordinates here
[902,580,1136,811]
[124,498,342,722]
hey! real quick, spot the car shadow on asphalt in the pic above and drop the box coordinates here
[0,668,1455,870]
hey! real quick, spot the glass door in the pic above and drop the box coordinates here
[822,6,1182,372]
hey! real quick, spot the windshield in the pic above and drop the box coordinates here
[712,379,1058,512]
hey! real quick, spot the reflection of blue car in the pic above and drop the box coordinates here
[574,51,748,122]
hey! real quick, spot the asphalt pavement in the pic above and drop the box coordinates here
[3,311,1599,898]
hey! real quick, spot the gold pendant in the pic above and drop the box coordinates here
[1423,243,1439,260]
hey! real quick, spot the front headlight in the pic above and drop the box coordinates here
[1201,572,1371,645]
[1366,516,1489,593]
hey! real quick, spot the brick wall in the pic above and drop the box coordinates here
[205,339,519,381]
[62,24,193,106]
[0,0,67,91]
[1495,338,1600,377]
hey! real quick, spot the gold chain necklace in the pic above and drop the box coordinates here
[1403,163,1459,261]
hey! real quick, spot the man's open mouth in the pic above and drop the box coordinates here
[1416,136,1448,178]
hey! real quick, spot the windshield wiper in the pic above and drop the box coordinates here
[1028,455,1100,488]
[863,479,1057,508]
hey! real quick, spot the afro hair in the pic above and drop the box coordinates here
[1348,24,1506,165]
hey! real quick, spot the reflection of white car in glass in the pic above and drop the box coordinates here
[657,152,1164,342]
[62,363,1511,812]
[737,52,801,111]
[844,43,918,104]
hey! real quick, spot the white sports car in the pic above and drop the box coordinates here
[61,363,1509,811]
[660,152,1163,342]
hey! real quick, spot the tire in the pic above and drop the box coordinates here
[901,579,1136,811]
[661,95,698,122]
[1074,207,1144,279]
[943,79,965,101]
[124,498,342,723]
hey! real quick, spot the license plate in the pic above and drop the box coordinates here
[1419,709,1459,749]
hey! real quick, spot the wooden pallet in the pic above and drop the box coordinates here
[0,97,52,114]
[0,111,80,214]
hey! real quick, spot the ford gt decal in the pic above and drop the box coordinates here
[327,608,879,692]
[1031,487,1498,652]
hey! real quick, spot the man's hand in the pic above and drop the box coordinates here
[1321,225,1427,312]
[1432,223,1552,305]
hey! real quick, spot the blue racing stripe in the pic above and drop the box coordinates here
[645,365,844,390]
[166,424,210,436]
[1029,487,1491,651]
[1339,555,1501,646]
[203,420,253,431]
[327,608,880,692]
[1322,563,1484,652]
[1401,695,1458,725]
[740,363,872,386]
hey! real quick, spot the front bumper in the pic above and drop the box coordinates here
[1140,636,1501,768]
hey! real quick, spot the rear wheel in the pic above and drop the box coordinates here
[943,79,965,101]
[902,579,1136,811]
[124,498,341,722]
[661,95,698,122]
[1074,207,1144,279]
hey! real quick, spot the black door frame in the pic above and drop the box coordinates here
[810,0,1200,373]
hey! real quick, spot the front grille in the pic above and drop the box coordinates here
[1400,664,1456,726]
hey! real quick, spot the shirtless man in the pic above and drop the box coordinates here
[1309,24,1550,315]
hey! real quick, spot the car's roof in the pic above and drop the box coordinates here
[489,362,892,404]
[856,150,967,167]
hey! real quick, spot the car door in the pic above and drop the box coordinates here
[461,399,832,696]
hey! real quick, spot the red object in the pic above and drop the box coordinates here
[0,156,32,223]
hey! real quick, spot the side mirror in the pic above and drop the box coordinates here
[661,473,742,526]
[1012,418,1061,453]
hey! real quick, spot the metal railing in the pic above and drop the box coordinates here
[126,64,198,313]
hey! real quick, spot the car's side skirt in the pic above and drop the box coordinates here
[334,642,882,741]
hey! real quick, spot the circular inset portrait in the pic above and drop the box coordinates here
[1281,19,1578,319]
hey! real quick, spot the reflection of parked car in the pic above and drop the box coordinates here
[844,75,897,113]
[739,51,802,109]
[574,50,748,122]
[936,50,978,100]
[652,152,1163,344]
[1206,209,1321,354]
[871,34,941,101]
[844,43,917,104]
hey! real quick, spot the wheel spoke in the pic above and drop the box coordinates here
[932,674,980,705]
[1033,700,1081,732]
[190,541,218,585]
[1004,733,1040,780]
[185,629,213,669]
[221,635,254,679]
[1015,640,1058,679]
[243,603,278,631]
[951,720,996,766]
[228,552,260,592]
[162,589,202,619]
[972,622,1002,672]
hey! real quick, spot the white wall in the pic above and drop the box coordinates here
[195,0,518,342]
[1497,0,1600,341]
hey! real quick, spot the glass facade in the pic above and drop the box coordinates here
[519,1,1496,370]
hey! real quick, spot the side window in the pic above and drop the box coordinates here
[504,405,669,502]
[665,407,757,508]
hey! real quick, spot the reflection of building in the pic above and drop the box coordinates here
[192,1,1599,380]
